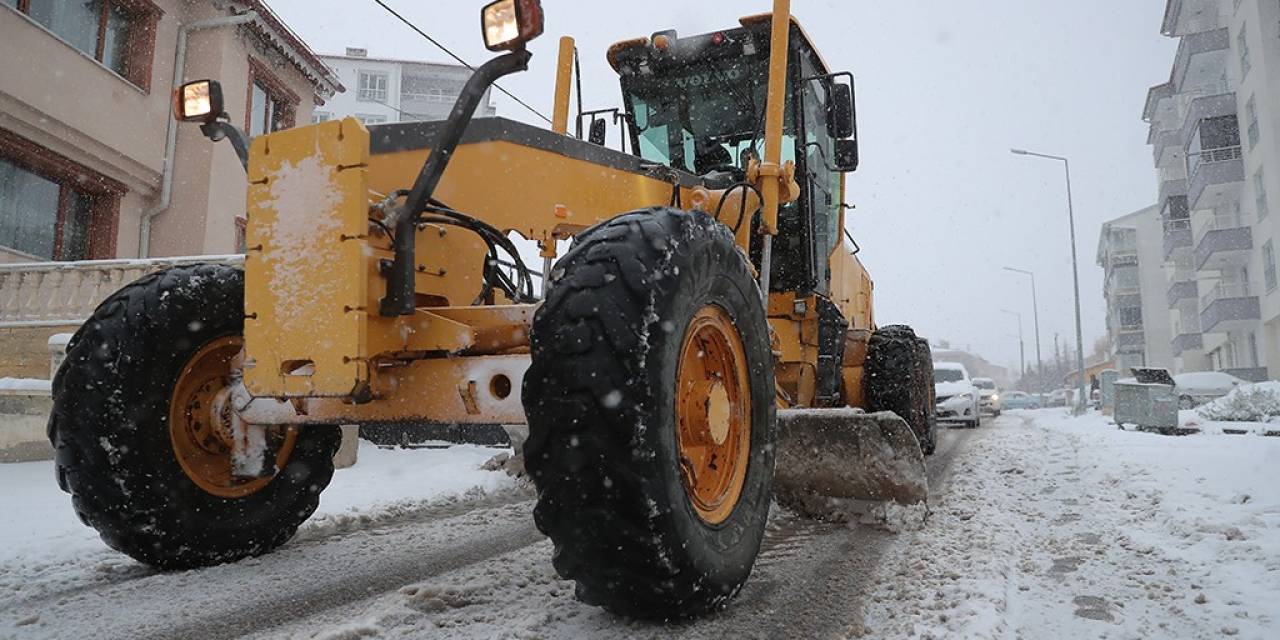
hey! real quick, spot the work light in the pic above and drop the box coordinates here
[173,79,224,124]
[481,0,544,51]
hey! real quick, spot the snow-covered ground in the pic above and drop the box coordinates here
[862,409,1280,639]
[4,413,1277,638]
[0,441,517,607]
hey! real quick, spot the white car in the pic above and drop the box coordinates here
[1173,371,1248,409]
[934,362,981,428]
[972,377,1001,416]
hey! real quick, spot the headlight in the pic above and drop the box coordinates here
[482,0,544,51]
[992,394,999,401]
[173,79,223,124]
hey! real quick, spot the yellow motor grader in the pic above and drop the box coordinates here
[48,0,936,619]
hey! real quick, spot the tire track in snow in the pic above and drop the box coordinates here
[3,500,542,640]
[1,486,533,614]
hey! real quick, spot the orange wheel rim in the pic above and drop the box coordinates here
[169,336,298,498]
[676,304,752,525]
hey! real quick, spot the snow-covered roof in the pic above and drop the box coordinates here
[218,0,345,100]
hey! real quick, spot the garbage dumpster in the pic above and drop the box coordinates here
[1114,368,1179,433]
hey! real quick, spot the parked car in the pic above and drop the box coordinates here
[1001,390,1042,410]
[934,362,981,428]
[972,377,1001,415]
[1172,371,1248,409]
[1047,388,1068,407]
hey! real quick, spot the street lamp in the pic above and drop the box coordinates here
[1012,148,1088,415]
[1002,266,1043,386]
[1001,309,1026,383]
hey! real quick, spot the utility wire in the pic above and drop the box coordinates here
[370,0,553,125]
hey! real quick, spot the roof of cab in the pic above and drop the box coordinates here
[607,12,832,75]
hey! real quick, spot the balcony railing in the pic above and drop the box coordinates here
[1201,281,1250,311]
[1194,212,1248,243]
[0,256,243,328]
[1194,214,1252,269]
[1187,145,1243,175]
[1172,331,1204,356]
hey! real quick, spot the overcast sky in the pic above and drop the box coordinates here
[269,0,1176,374]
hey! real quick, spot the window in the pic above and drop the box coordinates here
[7,0,159,90]
[1257,167,1270,221]
[1246,95,1259,149]
[355,114,387,125]
[311,112,332,124]
[247,60,299,137]
[1264,240,1277,292]
[0,129,122,261]
[358,71,388,103]
[1238,25,1251,79]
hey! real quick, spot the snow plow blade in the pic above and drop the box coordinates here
[774,408,928,520]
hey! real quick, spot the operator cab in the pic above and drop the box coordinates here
[609,16,858,296]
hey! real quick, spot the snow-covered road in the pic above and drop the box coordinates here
[862,410,1280,639]
[2,413,1276,639]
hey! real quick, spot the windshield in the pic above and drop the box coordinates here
[623,57,793,175]
[934,369,965,383]
[974,380,996,389]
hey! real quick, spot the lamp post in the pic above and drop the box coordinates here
[1012,148,1088,415]
[1001,309,1026,383]
[1002,266,1042,387]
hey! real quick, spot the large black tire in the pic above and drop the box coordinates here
[523,208,776,620]
[865,325,936,455]
[48,264,341,569]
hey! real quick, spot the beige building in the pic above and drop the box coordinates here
[0,0,341,377]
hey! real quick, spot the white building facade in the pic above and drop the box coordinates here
[1097,206,1175,373]
[316,48,495,125]
[1140,0,1280,381]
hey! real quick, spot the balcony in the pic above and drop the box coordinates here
[1172,332,1204,356]
[1164,217,1193,260]
[1194,214,1252,270]
[1114,329,1146,349]
[1167,276,1198,308]
[1170,28,1230,91]
[1200,282,1261,334]
[1163,0,1226,37]
[1108,250,1138,268]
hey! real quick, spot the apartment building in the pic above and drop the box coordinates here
[0,0,340,377]
[1097,205,1176,372]
[316,48,495,125]
[1139,0,1276,380]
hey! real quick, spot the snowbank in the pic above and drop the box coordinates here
[0,378,51,394]
[1196,381,1280,422]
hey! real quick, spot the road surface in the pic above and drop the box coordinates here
[2,426,978,639]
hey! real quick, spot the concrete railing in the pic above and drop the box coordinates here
[1200,281,1252,312]
[0,255,244,328]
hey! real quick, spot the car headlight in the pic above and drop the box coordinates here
[992,394,999,401]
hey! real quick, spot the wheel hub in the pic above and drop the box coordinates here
[676,305,752,525]
[169,336,298,498]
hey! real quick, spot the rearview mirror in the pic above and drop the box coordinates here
[828,82,854,140]
[173,79,224,124]
[834,139,859,172]
[481,0,545,52]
